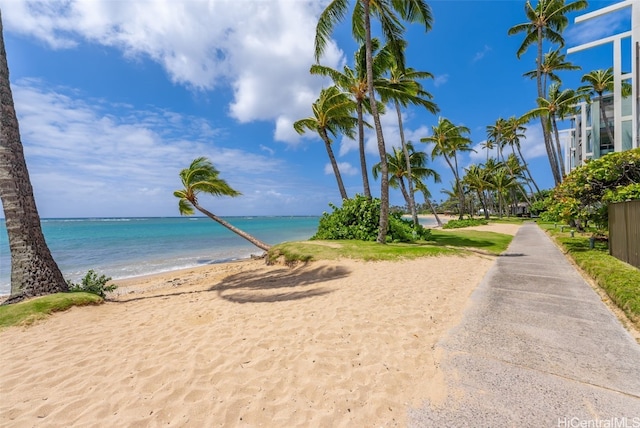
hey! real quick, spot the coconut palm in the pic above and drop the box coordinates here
[486,118,508,161]
[294,86,358,201]
[522,83,587,178]
[372,141,440,215]
[315,0,433,243]
[508,0,588,185]
[523,48,581,97]
[503,115,540,194]
[174,157,270,252]
[377,50,439,228]
[414,179,443,227]
[310,39,389,199]
[464,164,492,219]
[580,68,633,148]
[0,12,67,303]
[422,117,473,219]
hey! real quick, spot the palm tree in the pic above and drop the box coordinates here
[523,48,581,97]
[372,141,440,215]
[492,167,519,218]
[0,12,67,303]
[174,157,270,252]
[522,83,587,178]
[503,115,540,194]
[422,117,473,219]
[315,0,433,244]
[487,118,508,162]
[294,86,358,201]
[310,39,388,199]
[377,51,438,228]
[508,0,588,185]
[464,164,492,219]
[414,179,443,227]
[580,68,633,148]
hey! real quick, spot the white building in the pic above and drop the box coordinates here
[564,0,639,171]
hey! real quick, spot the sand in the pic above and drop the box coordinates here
[0,224,519,427]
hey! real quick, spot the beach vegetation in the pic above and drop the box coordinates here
[540,223,640,329]
[293,86,359,200]
[543,149,640,229]
[508,0,588,186]
[312,194,430,243]
[443,218,489,229]
[67,270,117,298]
[0,14,68,304]
[174,157,271,252]
[314,0,433,244]
[0,292,103,329]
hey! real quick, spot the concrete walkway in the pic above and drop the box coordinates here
[409,222,640,427]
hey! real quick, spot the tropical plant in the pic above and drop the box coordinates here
[312,194,430,242]
[174,157,271,251]
[314,0,433,244]
[508,0,588,185]
[0,12,68,304]
[523,48,581,97]
[580,68,633,148]
[294,86,358,200]
[377,50,439,228]
[310,39,389,198]
[504,115,540,194]
[464,164,492,219]
[421,117,473,219]
[486,118,508,162]
[67,270,117,298]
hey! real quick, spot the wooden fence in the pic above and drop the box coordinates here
[609,200,640,269]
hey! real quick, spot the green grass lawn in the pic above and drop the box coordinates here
[539,222,640,329]
[0,292,103,330]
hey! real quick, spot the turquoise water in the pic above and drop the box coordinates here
[0,216,319,295]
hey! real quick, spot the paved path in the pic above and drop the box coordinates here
[409,222,640,427]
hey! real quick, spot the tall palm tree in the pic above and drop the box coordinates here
[174,157,271,252]
[414,179,443,227]
[464,164,492,219]
[310,39,388,199]
[523,48,581,97]
[580,68,633,148]
[492,166,519,218]
[294,86,358,201]
[522,83,587,178]
[315,0,433,244]
[508,0,588,185]
[377,51,438,228]
[372,141,440,215]
[422,117,473,220]
[504,115,540,194]
[0,12,67,303]
[487,118,508,161]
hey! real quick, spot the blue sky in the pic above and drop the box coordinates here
[0,0,631,218]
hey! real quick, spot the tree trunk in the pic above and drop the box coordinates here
[319,128,348,200]
[516,144,541,194]
[551,115,566,178]
[424,197,443,227]
[0,13,67,303]
[453,153,465,220]
[193,203,271,252]
[363,2,389,244]
[356,101,371,198]
[395,100,419,228]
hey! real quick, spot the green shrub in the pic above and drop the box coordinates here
[442,218,488,229]
[312,195,430,242]
[68,270,117,298]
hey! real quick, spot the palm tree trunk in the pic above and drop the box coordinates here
[516,144,541,194]
[319,128,348,200]
[425,197,443,227]
[0,13,67,303]
[193,203,271,252]
[453,153,465,220]
[363,2,389,244]
[395,100,418,228]
[551,115,566,177]
[356,102,371,198]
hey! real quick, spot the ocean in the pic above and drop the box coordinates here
[0,216,320,296]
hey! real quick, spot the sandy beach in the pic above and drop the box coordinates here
[0,223,519,427]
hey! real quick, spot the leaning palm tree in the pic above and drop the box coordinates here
[310,39,389,199]
[508,0,588,185]
[174,157,271,252]
[580,68,633,148]
[414,179,443,227]
[0,12,67,303]
[503,115,540,195]
[422,117,473,219]
[315,0,433,244]
[377,49,439,228]
[294,86,359,201]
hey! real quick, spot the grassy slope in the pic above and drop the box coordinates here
[0,293,103,329]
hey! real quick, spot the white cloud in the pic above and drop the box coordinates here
[472,45,491,62]
[11,79,314,217]
[324,162,357,176]
[433,74,449,88]
[1,0,345,146]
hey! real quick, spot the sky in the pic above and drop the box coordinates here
[0,0,632,218]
